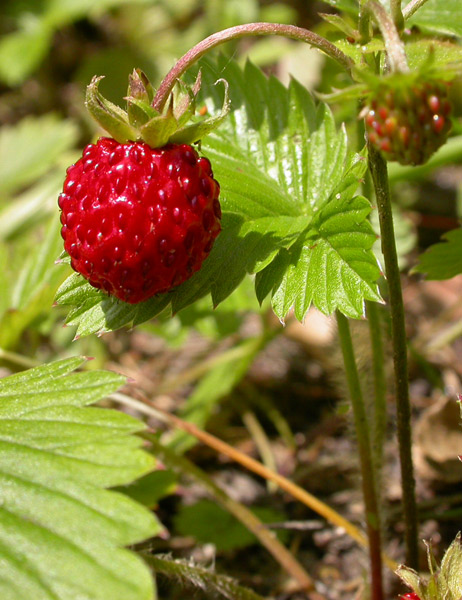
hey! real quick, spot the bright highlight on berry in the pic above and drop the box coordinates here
[364,75,452,166]
[60,139,221,303]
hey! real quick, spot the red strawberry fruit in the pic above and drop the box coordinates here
[59,139,221,303]
[400,594,421,600]
[59,69,229,303]
[364,74,452,166]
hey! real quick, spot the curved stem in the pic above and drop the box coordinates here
[367,142,419,570]
[152,22,354,111]
[336,311,384,600]
[402,0,432,20]
[365,1,409,73]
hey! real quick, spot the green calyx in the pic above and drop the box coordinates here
[85,68,230,147]
[396,532,462,600]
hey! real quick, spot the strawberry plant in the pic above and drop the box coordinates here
[1,0,462,599]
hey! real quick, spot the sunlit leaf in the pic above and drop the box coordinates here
[0,357,158,600]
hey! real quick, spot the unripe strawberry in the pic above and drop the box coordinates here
[59,139,221,303]
[364,75,452,165]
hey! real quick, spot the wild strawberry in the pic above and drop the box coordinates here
[400,594,421,600]
[364,74,452,165]
[59,69,229,303]
[59,139,221,303]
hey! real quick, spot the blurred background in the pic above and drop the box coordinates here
[1,1,462,599]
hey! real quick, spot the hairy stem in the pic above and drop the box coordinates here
[402,0,432,20]
[366,301,388,486]
[365,1,409,73]
[359,0,372,43]
[152,22,353,111]
[367,142,419,569]
[336,311,384,600]
[390,0,405,33]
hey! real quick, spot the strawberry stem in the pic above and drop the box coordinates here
[367,142,419,570]
[366,300,388,488]
[402,0,432,20]
[365,1,409,73]
[390,0,405,33]
[152,22,354,112]
[359,0,373,43]
[336,311,384,600]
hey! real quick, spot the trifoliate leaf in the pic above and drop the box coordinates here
[0,357,159,600]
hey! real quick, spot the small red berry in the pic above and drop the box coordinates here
[400,593,421,600]
[59,138,221,303]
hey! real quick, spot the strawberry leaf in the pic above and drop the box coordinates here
[0,357,159,600]
[406,0,462,37]
[413,228,462,280]
[56,56,381,335]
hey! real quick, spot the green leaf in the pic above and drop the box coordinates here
[0,116,78,197]
[0,216,69,350]
[257,195,382,321]
[116,470,177,509]
[405,39,462,72]
[0,168,69,241]
[439,533,462,600]
[413,228,462,280]
[56,57,381,333]
[174,500,288,552]
[11,216,65,309]
[406,0,462,37]
[0,357,158,600]
[320,0,359,15]
[0,18,52,87]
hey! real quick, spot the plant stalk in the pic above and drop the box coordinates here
[390,0,405,33]
[358,0,372,43]
[367,142,419,569]
[365,1,409,73]
[335,311,384,600]
[152,22,353,111]
[402,0,432,20]
[366,300,388,486]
